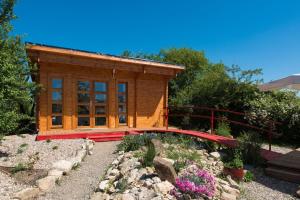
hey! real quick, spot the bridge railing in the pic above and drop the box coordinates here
[164,105,281,151]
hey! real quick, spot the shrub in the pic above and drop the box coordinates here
[244,171,254,182]
[11,163,28,174]
[237,131,262,166]
[223,149,243,169]
[116,178,128,193]
[216,121,231,137]
[117,134,152,152]
[171,169,216,198]
[52,145,58,150]
[142,143,156,167]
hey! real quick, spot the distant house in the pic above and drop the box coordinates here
[26,43,184,134]
[258,74,300,93]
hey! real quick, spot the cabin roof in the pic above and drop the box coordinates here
[26,42,185,71]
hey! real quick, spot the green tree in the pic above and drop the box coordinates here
[0,0,36,135]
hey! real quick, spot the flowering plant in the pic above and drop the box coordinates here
[171,169,216,198]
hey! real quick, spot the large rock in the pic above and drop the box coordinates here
[153,156,177,184]
[221,192,236,200]
[36,176,56,192]
[52,160,73,173]
[209,152,221,160]
[119,158,139,175]
[13,187,40,200]
[221,184,240,197]
[226,175,240,190]
[151,139,164,155]
[153,181,174,194]
[99,180,110,191]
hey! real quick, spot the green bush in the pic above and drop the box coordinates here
[223,149,243,169]
[116,178,128,193]
[117,134,151,152]
[237,131,262,166]
[244,171,254,182]
[11,163,28,174]
[142,143,156,167]
[216,121,231,137]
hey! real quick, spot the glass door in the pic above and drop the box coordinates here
[94,82,108,126]
[118,82,127,126]
[77,80,91,127]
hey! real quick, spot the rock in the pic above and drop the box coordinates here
[128,168,139,183]
[152,176,161,183]
[138,187,156,200]
[121,193,135,200]
[68,156,81,167]
[221,192,236,200]
[90,192,110,200]
[120,158,139,175]
[13,187,40,200]
[110,168,120,176]
[52,160,73,173]
[151,139,164,155]
[161,157,175,165]
[99,180,110,191]
[221,185,240,197]
[36,176,57,192]
[153,156,177,184]
[48,169,64,179]
[296,188,300,197]
[112,159,119,166]
[151,196,163,200]
[153,181,174,194]
[76,149,87,161]
[226,175,240,190]
[143,179,153,187]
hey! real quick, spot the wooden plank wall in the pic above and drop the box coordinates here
[38,62,170,133]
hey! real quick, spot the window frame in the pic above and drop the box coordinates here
[50,77,64,128]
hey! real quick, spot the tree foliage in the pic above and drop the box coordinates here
[0,0,36,135]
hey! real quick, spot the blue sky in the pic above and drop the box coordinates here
[13,0,300,82]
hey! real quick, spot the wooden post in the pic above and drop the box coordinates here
[165,107,169,130]
[210,110,214,134]
[268,121,272,151]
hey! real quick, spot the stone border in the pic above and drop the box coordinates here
[13,139,95,200]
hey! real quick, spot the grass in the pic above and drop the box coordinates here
[17,143,28,154]
[116,178,128,193]
[11,163,28,174]
[52,145,58,150]
[72,163,80,170]
[20,143,28,148]
[244,171,254,182]
[46,139,51,143]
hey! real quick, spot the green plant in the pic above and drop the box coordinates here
[142,143,156,167]
[11,163,28,174]
[20,143,28,148]
[52,145,58,150]
[174,160,186,173]
[46,139,51,143]
[117,134,152,152]
[133,150,145,159]
[204,141,218,152]
[243,171,254,182]
[216,121,231,137]
[237,131,263,166]
[72,163,80,170]
[224,150,243,169]
[55,178,61,185]
[116,178,127,193]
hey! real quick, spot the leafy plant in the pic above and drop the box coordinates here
[52,145,58,150]
[116,178,128,193]
[20,143,28,148]
[216,121,231,137]
[11,163,28,174]
[174,160,186,173]
[224,150,243,169]
[243,171,254,182]
[117,134,152,152]
[142,143,156,167]
[46,139,51,143]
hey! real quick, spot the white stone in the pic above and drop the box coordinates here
[13,187,40,200]
[48,169,64,179]
[221,192,236,200]
[36,176,57,192]
[76,149,87,161]
[121,193,135,200]
[152,176,161,183]
[52,160,73,173]
[99,180,110,191]
[226,175,240,190]
[68,156,81,167]
[110,168,120,176]
[153,181,174,194]
[161,157,175,165]
[128,168,139,183]
[112,159,119,165]
[222,184,240,197]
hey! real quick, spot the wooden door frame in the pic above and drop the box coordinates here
[116,81,128,127]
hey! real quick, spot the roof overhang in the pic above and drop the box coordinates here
[26,43,185,76]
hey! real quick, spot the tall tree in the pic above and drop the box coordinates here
[0,0,36,135]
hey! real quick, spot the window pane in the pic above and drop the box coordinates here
[95,94,106,103]
[95,106,106,115]
[118,83,126,93]
[78,81,90,91]
[78,105,89,115]
[52,91,62,101]
[52,79,62,89]
[118,105,126,113]
[95,82,107,92]
[78,117,90,126]
[118,94,126,103]
[52,116,62,126]
[52,104,62,113]
[95,117,106,126]
[78,93,90,103]
[119,114,126,124]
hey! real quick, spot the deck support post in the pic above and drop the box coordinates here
[165,107,169,130]
[268,121,273,151]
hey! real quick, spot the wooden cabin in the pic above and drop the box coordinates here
[26,43,184,134]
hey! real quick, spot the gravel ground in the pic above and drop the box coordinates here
[38,141,119,200]
[0,134,85,170]
[0,172,29,200]
[262,143,295,154]
[241,167,299,200]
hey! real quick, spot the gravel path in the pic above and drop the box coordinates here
[38,141,119,200]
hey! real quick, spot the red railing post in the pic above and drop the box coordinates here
[210,110,214,134]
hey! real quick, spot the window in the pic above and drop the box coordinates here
[118,83,127,125]
[94,82,107,126]
[51,78,63,127]
[77,81,90,126]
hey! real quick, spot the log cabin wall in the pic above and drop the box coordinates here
[38,62,171,133]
